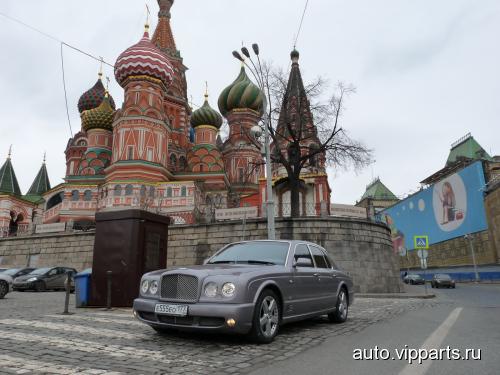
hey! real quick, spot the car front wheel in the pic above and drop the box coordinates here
[0,281,8,299]
[329,288,348,323]
[250,289,280,344]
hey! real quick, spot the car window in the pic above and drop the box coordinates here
[48,269,58,276]
[2,268,20,276]
[294,244,314,267]
[309,245,329,268]
[208,241,289,265]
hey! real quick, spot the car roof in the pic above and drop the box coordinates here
[234,240,324,247]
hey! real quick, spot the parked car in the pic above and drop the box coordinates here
[133,240,354,343]
[431,274,456,289]
[0,273,13,299]
[403,274,425,285]
[13,267,77,292]
[1,267,36,279]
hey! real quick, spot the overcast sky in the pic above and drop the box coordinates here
[0,0,499,204]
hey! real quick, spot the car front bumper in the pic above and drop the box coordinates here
[13,282,35,290]
[133,298,255,334]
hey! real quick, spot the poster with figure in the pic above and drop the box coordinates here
[381,161,487,252]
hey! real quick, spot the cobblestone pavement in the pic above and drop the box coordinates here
[0,291,438,375]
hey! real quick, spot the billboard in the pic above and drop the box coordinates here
[381,161,488,253]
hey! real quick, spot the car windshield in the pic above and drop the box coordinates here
[410,275,422,279]
[2,268,20,276]
[208,241,290,265]
[436,274,451,279]
[28,267,51,275]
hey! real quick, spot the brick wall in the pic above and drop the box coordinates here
[485,185,500,264]
[0,217,402,293]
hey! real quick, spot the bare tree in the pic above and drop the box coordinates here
[233,46,373,217]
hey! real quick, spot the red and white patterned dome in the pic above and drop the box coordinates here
[114,29,174,88]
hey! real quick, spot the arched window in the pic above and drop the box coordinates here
[170,154,177,168]
[179,156,187,171]
[46,192,63,209]
[149,186,155,197]
[71,190,80,201]
[114,185,122,196]
[77,140,87,146]
[181,186,187,197]
[125,184,133,196]
[166,187,172,198]
[83,190,92,201]
[140,185,146,197]
[206,195,212,206]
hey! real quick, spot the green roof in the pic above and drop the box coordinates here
[0,157,21,195]
[27,162,51,196]
[360,178,398,201]
[446,135,493,166]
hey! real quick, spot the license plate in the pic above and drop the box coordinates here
[155,303,188,316]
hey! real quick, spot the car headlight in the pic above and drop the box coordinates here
[141,280,149,294]
[149,280,159,295]
[204,282,217,297]
[27,277,37,282]
[221,282,236,297]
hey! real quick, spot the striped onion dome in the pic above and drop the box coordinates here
[218,66,265,116]
[81,94,115,131]
[191,95,223,129]
[114,27,174,89]
[78,77,116,114]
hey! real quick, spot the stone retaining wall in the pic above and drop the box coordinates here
[0,217,401,293]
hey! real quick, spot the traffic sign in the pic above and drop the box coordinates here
[420,258,427,269]
[414,235,429,249]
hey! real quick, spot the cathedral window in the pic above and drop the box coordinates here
[71,190,80,201]
[127,146,134,160]
[147,147,154,162]
[181,186,186,197]
[238,168,245,183]
[83,190,92,201]
[149,186,155,197]
[114,185,122,197]
[135,92,140,104]
[166,187,172,197]
[169,153,177,169]
[140,185,146,197]
[125,184,133,196]
[179,156,187,171]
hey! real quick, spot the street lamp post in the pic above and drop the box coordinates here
[464,234,480,283]
[233,44,275,239]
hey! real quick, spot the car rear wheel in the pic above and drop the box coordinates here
[0,281,8,299]
[250,289,280,344]
[328,288,348,323]
[35,281,46,292]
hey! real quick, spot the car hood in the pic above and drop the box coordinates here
[14,274,42,282]
[144,264,284,278]
[0,274,13,283]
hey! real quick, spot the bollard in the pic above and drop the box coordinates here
[62,271,72,315]
[106,270,112,310]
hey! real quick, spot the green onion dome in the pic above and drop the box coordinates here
[218,66,265,117]
[81,94,115,131]
[191,95,223,128]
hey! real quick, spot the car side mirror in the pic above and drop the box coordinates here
[293,257,313,268]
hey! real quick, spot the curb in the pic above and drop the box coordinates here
[357,293,435,299]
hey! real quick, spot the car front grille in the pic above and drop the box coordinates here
[160,274,199,302]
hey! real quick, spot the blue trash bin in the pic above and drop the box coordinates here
[75,268,92,307]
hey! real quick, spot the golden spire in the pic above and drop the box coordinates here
[43,152,46,164]
[204,81,209,101]
[98,57,104,80]
[145,3,151,32]
[7,145,12,159]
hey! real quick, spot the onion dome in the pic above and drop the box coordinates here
[114,26,174,89]
[191,95,223,129]
[81,94,115,131]
[218,66,265,116]
[78,76,116,113]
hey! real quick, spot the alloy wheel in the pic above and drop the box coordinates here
[259,296,279,338]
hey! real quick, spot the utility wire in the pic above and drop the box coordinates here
[60,43,73,137]
[0,11,114,67]
[294,0,310,48]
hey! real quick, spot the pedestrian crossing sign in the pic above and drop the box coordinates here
[414,235,429,249]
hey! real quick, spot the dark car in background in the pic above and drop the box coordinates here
[0,273,13,299]
[1,267,36,279]
[13,267,77,292]
[403,274,425,285]
[431,274,456,288]
[134,240,353,343]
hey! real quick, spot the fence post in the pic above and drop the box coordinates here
[106,270,112,310]
[62,271,72,315]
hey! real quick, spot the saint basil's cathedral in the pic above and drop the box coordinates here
[0,0,331,236]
